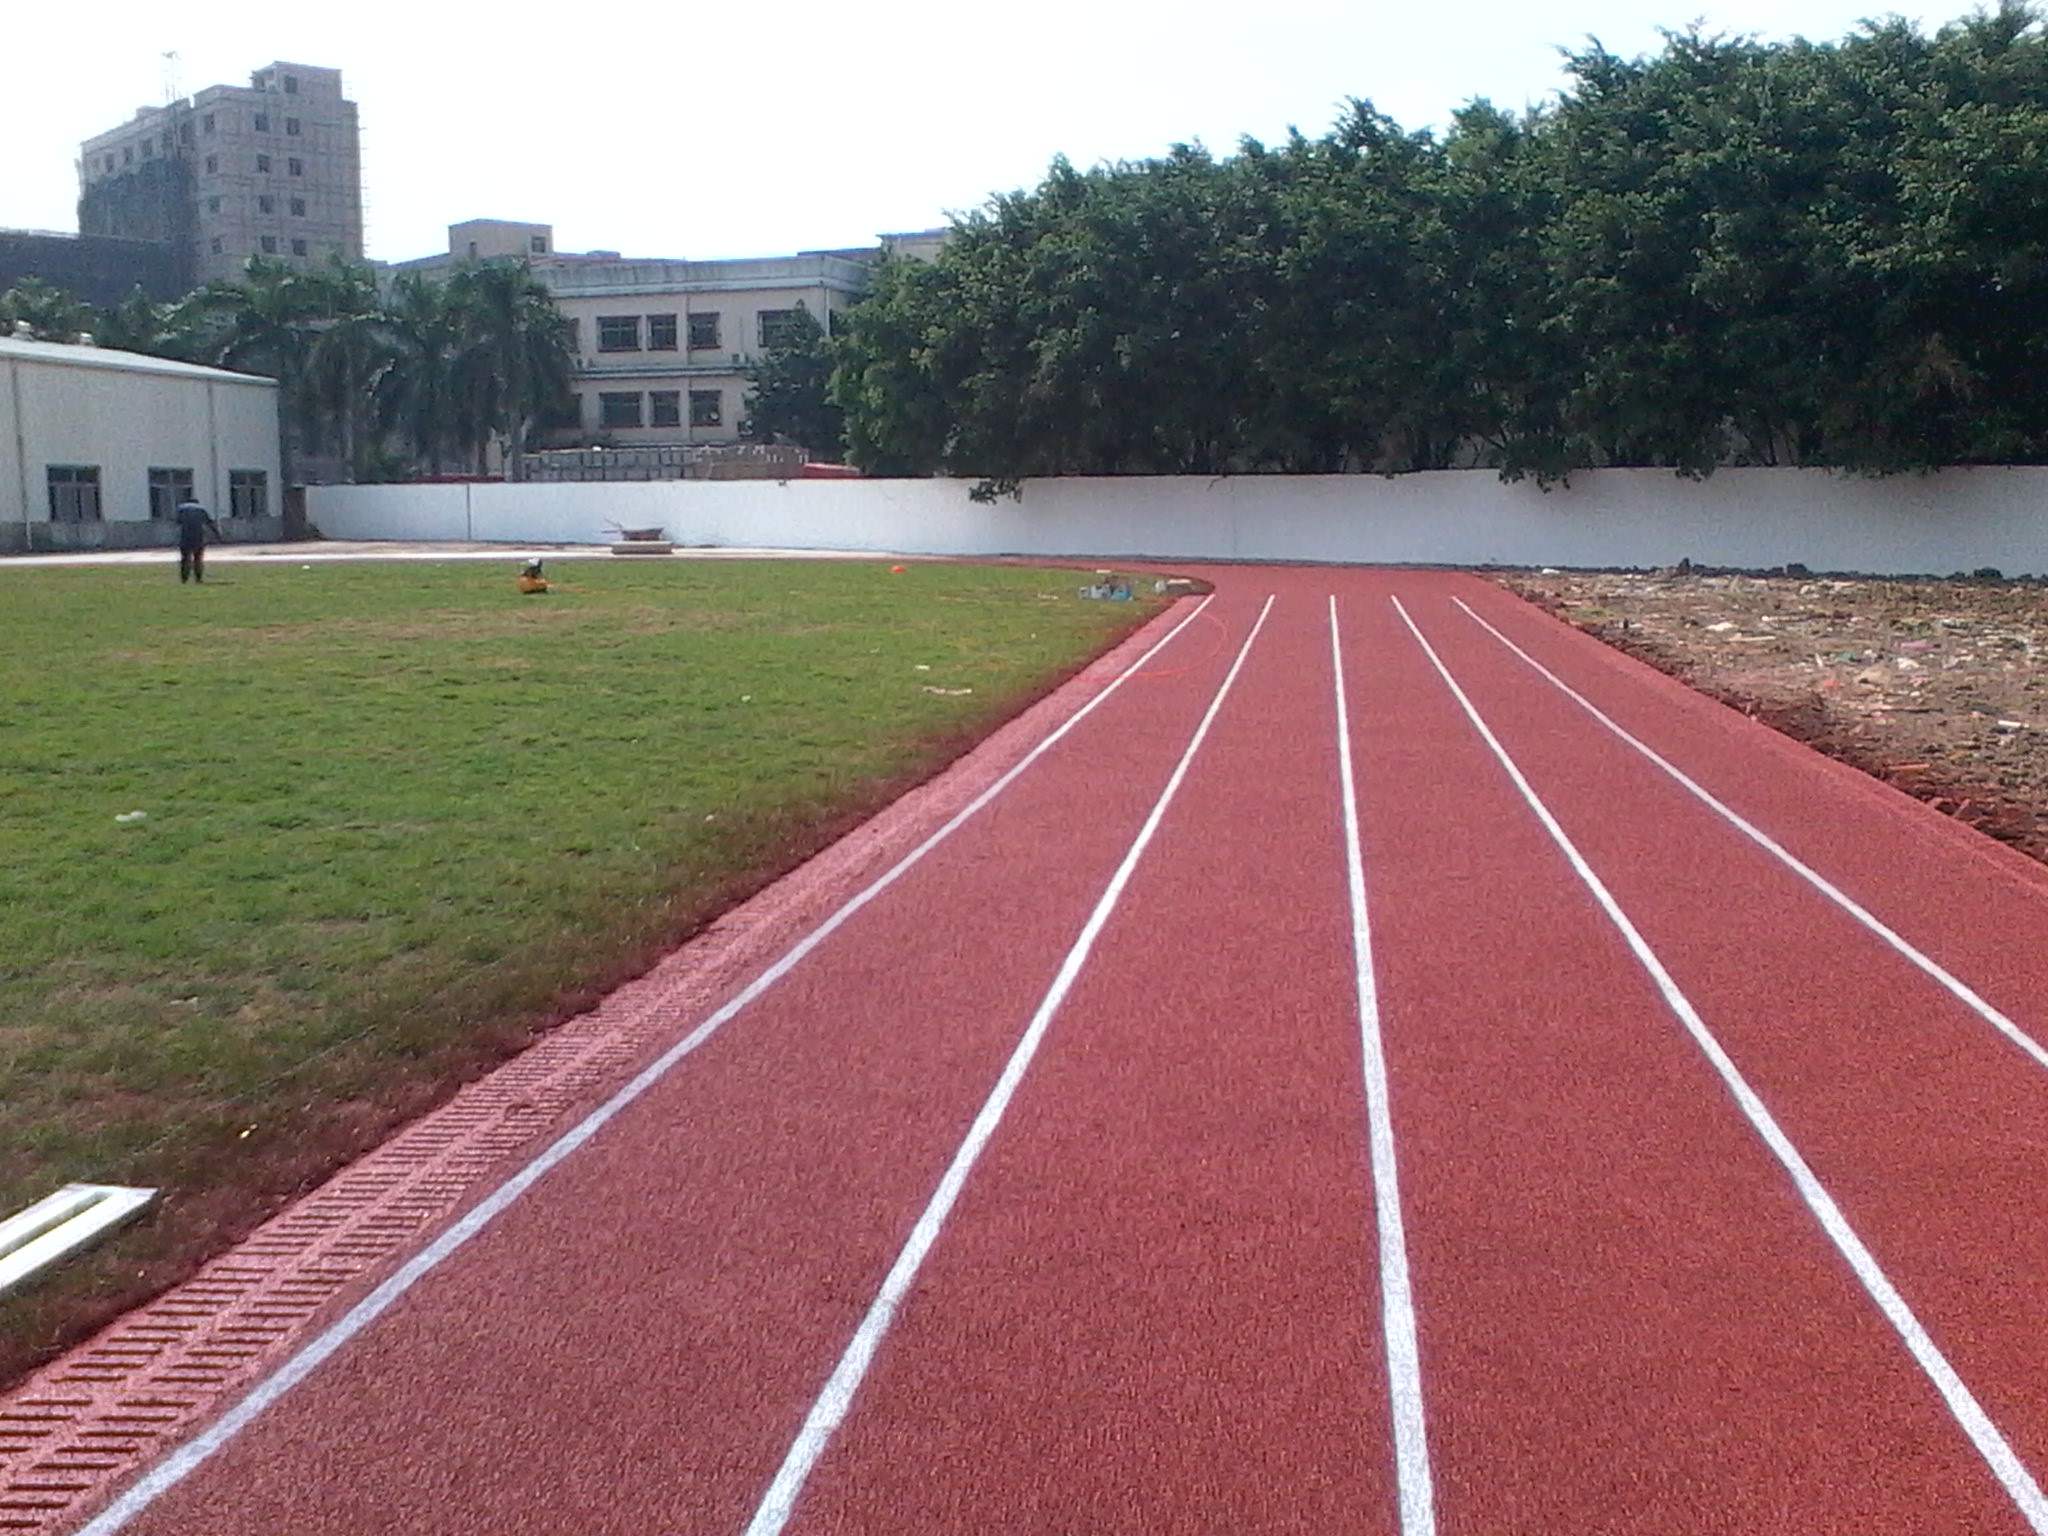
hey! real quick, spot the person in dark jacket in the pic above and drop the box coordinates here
[174,499,223,584]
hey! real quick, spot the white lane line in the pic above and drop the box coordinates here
[1328,597,1438,1536]
[743,594,1278,1536]
[1454,594,2048,1075]
[77,594,1222,1536]
[1394,595,2048,1532]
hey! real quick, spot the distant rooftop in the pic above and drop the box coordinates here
[0,334,277,388]
[385,220,954,278]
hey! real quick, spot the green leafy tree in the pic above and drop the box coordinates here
[833,5,2048,485]
[741,304,845,456]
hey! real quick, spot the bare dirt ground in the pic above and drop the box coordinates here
[1501,570,2048,867]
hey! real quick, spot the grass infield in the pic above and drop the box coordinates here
[0,555,1160,1384]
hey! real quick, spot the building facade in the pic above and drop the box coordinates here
[388,222,946,450]
[0,335,283,552]
[78,62,364,293]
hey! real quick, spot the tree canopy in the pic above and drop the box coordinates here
[741,303,845,456]
[832,4,2048,483]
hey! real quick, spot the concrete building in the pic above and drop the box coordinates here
[388,221,949,450]
[78,62,364,292]
[0,334,283,552]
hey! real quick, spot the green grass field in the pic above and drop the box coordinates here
[0,555,1158,1383]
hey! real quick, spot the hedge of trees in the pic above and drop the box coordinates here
[832,5,2048,484]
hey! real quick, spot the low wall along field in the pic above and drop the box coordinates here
[307,468,2048,577]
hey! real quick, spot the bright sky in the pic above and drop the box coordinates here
[6,0,1960,265]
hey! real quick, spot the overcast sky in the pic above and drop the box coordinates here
[6,0,1962,265]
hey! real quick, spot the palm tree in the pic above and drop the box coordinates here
[0,278,95,342]
[376,273,466,475]
[301,259,393,483]
[153,255,574,484]
[88,287,171,353]
[448,263,574,478]
[199,259,323,485]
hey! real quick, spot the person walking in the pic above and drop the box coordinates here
[174,498,223,584]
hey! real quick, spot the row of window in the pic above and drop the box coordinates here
[202,153,307,177]
[589,309,806,355]
[46,467,269,523]
[108,124,195,168]
[100,113,307,173]
[208,194,311,216]
[212,236,315,257]
[594,390,723,430]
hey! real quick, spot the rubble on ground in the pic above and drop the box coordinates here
[1501,570,2047,865]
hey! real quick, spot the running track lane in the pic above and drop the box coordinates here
[39,566,2048,1536]
[1407,574,2048,1512]
[767,590,1403,1535]
[93,591,1270,1536]
[1339,573,2039,1535]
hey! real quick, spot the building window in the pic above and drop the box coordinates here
[254,112,270,131]
[757,309,804,350]
[211,238,224,254]
[599,392,643,429]
[284,75,299,94]
[259,195,275,213]
[650,391,681,428]
[47,466,101,523]
[563,318,579,352]
[105,154,115,172]
[689,390,722,428]
[261,236,278,254]
[161,131,173,151]
[122,147,132,166]
[466,241,478,257]
[180,122,195,144]
[597,315,640,352]
[292,239,308,256]
[531,235,548,253]
[142,140,155,159]
[229,470,268,518]
[543,395,582,430]
[205,154,219,174]
[646,313,678,351]
[687,312,721,350]
[204,113,215,133]
[289,157,303,176]
[286,117,301,137]
[290,198,306,216]
[147,467,196,521]
[257,153,272,172]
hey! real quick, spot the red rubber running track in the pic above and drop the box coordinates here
[39,567,2048,1535]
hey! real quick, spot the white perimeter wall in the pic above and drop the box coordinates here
[2,353,281,529]
[307,467,2048,577]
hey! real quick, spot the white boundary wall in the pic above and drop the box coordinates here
[308,468,2048,576]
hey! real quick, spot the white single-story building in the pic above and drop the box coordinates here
[0,334,283,553]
